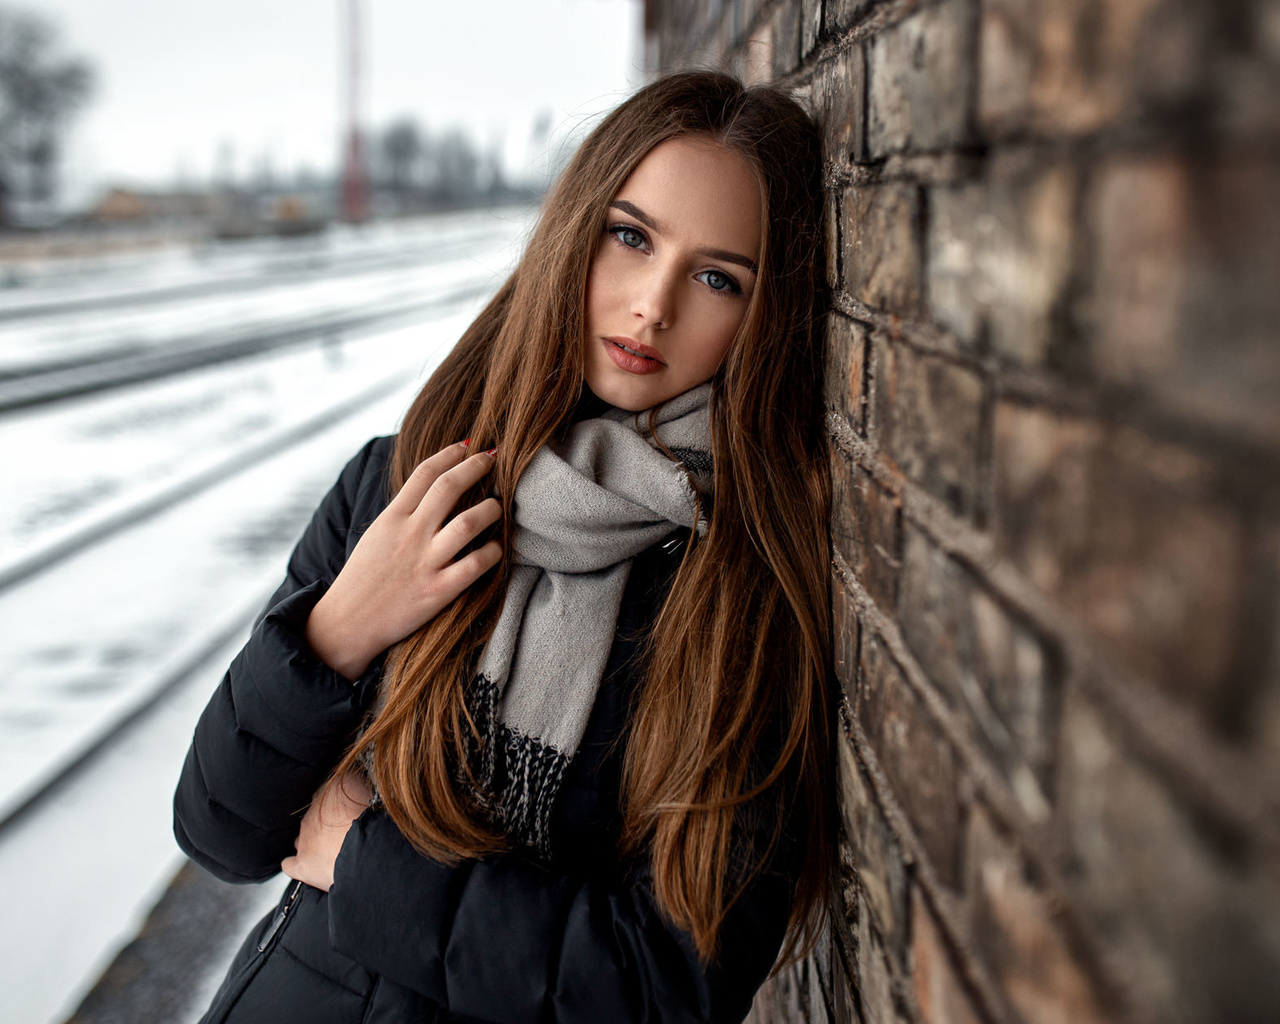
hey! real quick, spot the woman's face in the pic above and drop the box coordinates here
[583,136,763,412]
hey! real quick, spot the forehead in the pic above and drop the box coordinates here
[613,136,763,257]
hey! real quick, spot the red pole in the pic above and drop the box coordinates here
[341,0,369,223]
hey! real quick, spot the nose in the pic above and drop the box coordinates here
[631,262,677,331]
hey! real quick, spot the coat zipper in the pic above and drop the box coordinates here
[257,879,303,952]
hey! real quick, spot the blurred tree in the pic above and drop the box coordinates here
[0,6,94,225]
[430,127,480,207]
[381,117,422,201]
[375,117,496,212]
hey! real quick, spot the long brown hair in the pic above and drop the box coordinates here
[331,71,832,964]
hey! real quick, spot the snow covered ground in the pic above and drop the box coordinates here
[0,210,524,320]
[0,208,532,1023]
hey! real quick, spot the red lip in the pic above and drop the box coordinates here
[604,336,666,364]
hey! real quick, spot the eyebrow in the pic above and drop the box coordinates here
[609,199,759,275]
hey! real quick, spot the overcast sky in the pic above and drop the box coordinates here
[34,0,644,204]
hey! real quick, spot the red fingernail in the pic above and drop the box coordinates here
[461,438,471,447]
[486,447,498,457]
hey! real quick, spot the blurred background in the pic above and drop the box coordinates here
[0,2,647,1021]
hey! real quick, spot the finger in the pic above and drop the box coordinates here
[387,442,471,515]
[416,450,498,534]
[432,497,504,564]
[433,539,503,599]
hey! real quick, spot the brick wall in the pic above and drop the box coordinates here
[647,2,1280,1022]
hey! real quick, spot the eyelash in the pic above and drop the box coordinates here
[605,223,743,297]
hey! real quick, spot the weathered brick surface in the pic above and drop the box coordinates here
[820,930,859,1024]
[859,634,962,889]
[926,155,1076,366]
[857,891,901,1024]
[839,735,909,961]
[870,336,984,522]
[866,0,977,157]
[1060,691,1280,1023]
[1256,524,1280,786]
[772,1,803,77]
[824,0,872,36]
[964,805,1114,1024]
[825,313,867,432]
[815,43,864,163]
[842,183,922,314]
[911,890,985,1024]
[899,523,1054,816]
[978,0,1215,137]
[993,403,1250,729]
[831,574,861,711]
[1090,155,1280,442]
[801,0,823,59]
[652,1,1280,1022]
[830,449,900,612]
[824,190,842,290]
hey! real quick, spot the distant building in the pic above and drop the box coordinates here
[84,186,332,238]
[88,188,217,224]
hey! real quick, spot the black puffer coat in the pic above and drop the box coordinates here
[174,435,799,1024]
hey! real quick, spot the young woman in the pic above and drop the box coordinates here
[175,70,833,1024]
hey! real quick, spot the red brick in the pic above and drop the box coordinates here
[964,805,1115,1024]
[993,403,1250,729]
[1091,155,1280,443]
[839,736,909,961]
[860,635,961,888]
[842,183,922,314]
[870,336,985,523]
[899,523,1054,820]
[1060,691,1280,1023]
[867,0,977,157]
[926,157,1076,365]
[825,313,868,433]
[911,889,985,1024]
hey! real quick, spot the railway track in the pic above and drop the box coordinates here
[0,278,491,412]
[0,220,517,324]
[0,214,526,1022]
[0,367,415,836]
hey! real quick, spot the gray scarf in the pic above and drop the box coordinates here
[470,383,713,858]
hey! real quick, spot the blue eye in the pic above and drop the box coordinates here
[696,269,741,295]
[610,225,647,250]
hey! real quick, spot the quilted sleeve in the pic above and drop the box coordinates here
[173,438,388,883]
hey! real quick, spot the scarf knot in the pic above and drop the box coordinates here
[470,383,713,858]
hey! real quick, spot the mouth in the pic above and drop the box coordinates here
[602,336,666,375]
[604,337,666,364]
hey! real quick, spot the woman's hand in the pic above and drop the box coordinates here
[305,442,502,680]
[281,774,372,891]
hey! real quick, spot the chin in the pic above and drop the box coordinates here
[587,378,675,413]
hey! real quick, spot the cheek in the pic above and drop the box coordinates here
[692,302,748,375]
[585,245,624,317]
